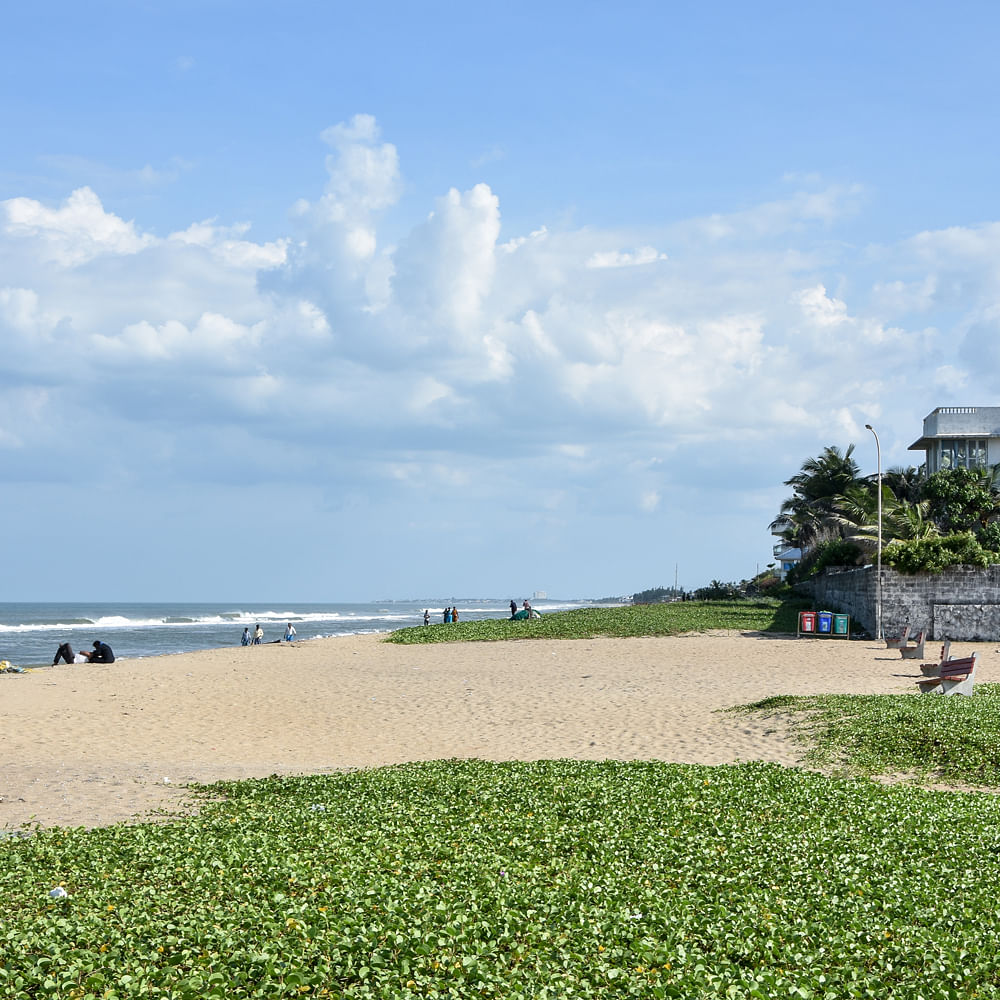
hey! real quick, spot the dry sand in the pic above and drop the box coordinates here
[2,631,995,830]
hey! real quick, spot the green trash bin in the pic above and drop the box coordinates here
[833,613,849,636]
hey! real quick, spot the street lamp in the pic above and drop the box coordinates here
[865,424,883,640]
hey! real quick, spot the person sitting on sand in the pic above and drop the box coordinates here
[53,643,88,665]
[90,640,115,663]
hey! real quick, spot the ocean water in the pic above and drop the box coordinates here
[0,599,591,668]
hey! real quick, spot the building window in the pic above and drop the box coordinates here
[936,439,988,471]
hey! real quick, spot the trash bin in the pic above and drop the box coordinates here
[799,611,817,634]
[817,611,833,634]
[833,613,849,636]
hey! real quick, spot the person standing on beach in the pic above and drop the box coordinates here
[241,627,251,646]
[284,623,296,642]
[452,607,459,622]
[253,623,263,644]
[443,607,451,623]
[423,609,430,626]
[510,599,517,617]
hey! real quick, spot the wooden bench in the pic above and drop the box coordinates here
[915,653,978,696]
[898,630,927,659]
[919,640,952,676]
[885,624,912,649]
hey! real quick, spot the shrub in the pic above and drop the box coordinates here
[752,575,786,594]
[882,531,1000,573]
[980,520,1000,551]
[693,580,741,600]
[787,538,863,583]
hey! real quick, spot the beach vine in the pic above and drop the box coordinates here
[4,759,1000,997]
[737,683,1000,787]
[386,599,807,644]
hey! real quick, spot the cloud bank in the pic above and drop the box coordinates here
[2,113,996,594]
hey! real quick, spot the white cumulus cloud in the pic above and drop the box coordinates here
[586,246,668,269]
[3,113,1000,573]
[2,187,155,265]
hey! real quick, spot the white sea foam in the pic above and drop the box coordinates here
[0,609,416,633]
[0,599,605,665]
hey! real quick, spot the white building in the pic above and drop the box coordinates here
[908,406,1000,472]
[772,544,802,580]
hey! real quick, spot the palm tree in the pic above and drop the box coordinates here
[829,482,881,554]
[881,465,925,505]
[783,444,861,506]
[884,498,939,541]
[770,444,862,550]
[832,482,938,553]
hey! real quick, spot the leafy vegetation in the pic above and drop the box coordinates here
[631,586,683,603]
[386,599,807,644]
[786,538,863,584]
[923,467,1000,536]
[6,758,1000,998]
[770,444,864,553]
[772,446,1000,576]
[738,683,1000,785]
[692,580,741,600]
[882,531,1000,573]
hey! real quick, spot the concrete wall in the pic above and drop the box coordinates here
[803,564,1000,641]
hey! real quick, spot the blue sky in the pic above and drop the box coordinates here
[3,1,1000,601]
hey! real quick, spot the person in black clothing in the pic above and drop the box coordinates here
[91,640,115,663]
[53,643,77,664]
[509,599,517,617]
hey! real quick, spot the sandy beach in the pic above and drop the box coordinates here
[2,631,995,830]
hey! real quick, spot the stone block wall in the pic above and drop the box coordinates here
[803,564,1000,641]
[800,566,876,633]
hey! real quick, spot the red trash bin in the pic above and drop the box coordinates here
[799,611,817,634]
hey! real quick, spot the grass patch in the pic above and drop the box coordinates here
[386,598,809,644]
[737,683,1000,786]
[5,759,1000,997]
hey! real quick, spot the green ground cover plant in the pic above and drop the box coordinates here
[738,683,1000,786]
[4,759,1000,998]
[387,599,808,644]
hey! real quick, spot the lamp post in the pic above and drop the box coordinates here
[865,423,883,640]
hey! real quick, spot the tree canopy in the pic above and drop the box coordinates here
[772,447,1000,577]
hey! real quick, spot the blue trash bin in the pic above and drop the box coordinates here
[817,611,833,634]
